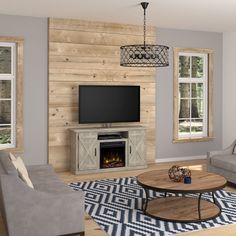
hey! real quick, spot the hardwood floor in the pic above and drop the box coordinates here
[59,159,206,183]
[180,224,236,236]
[0,159,235,236]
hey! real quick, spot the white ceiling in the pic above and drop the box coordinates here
[1,0,236,32]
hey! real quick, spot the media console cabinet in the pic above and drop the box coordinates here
[70,126,147,174]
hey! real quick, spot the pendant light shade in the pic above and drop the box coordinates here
[120,2,169,67]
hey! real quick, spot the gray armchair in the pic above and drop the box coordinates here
[207,139,236,184]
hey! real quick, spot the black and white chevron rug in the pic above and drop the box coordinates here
[70,177,236,236]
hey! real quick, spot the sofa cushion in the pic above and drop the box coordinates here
[28,169,62,185]
[0,163,5,175]
[34,181,74,194]
[0,151,17,175]
[27,164,54,173]
[211,155,236,172]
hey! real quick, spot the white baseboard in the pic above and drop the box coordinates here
[155,155,206,163]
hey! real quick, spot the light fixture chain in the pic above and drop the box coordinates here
[143,5,146,47]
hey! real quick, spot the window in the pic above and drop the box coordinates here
[0,37,23,151]
[0,43,16,148]
[173,48,213,142]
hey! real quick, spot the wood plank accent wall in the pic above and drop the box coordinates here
[48,18,157,171]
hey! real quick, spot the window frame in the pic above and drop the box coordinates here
[0,37,24,151]
[173,48,213,143]
[0,42,16,149]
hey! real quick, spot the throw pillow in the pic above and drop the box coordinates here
[9,152,17,161]
[12,157,34,189]
[233,145,236,155]
[18,169,34,189]
[11,156,28,176]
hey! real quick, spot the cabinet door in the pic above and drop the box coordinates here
[78,132,98,170]
[128,129,146,167]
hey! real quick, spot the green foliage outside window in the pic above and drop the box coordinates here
[0,128,11,144]
[179,55,203,78]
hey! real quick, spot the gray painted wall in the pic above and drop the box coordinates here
[0,15,223,164]
[223,31,236,149]
[0,14,48,165]
[156,28,223,160]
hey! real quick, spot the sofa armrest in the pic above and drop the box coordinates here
[1,175,84,236]
[208,139,236,158]
[207,139,236,167]
[207,149,230,158]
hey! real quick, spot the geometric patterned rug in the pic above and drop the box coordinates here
[69,177,236,236]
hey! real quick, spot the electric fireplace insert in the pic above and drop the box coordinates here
[100,141,126,169]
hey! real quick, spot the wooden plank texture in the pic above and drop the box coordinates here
[48,18,157,171]
[49,29,155,45]
[49,18,156,37]
[147,197,220,222]
[49,71,155,82]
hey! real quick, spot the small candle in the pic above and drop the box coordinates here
[184,176,192,184]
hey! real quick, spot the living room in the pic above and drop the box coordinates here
[0,0,236,235]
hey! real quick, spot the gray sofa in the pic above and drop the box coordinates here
[0,151,85,236]
[207,139,236,184]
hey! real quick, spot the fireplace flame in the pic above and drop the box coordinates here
[102,152,125,168]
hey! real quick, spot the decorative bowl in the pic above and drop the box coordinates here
[168,165,191,182]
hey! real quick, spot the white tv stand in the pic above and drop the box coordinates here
[70,126,146,175]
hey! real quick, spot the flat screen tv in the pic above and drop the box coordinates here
[79,85,140,124]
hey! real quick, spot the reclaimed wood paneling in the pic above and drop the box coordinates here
[48,18,157,171]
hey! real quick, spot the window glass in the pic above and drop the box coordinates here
[0,80,11,98]
[0,101,11,124]
[191,99,203,119]
[0,46,11,74]
[179,99,190,118]
[191,83,203,98]
[179,56,190,78]
[192,56,203,78]
[0,126,11,144]
[178,119,190,135]
[191,119,203,134]
[179,83,190,98]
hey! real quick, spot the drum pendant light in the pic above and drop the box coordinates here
[120,2,169,67]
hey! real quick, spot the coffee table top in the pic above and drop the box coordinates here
[137,169,227,193]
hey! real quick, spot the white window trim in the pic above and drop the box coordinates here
[178,52,208,139]
[173,47,214,143]
[0,42,16,149]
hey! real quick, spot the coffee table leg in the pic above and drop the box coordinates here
[198,193,202,220]
[143,188,149,212]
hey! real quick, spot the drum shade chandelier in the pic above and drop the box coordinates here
[120,2,169,67]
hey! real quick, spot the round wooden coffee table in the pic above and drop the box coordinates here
[137,169,227,222]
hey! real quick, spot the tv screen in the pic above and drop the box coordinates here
[79,85,140,124]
